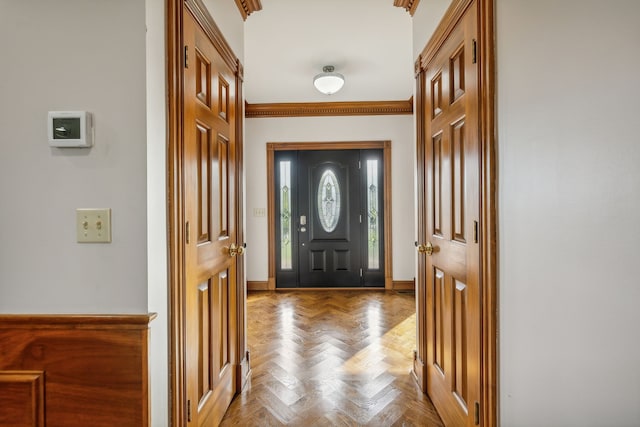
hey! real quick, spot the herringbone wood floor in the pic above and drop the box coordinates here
[221,290,444,426]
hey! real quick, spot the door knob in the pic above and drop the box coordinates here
[415,241,434,256]
[237,243,246,256]
[226,243,238,257]
[226,243,246,257]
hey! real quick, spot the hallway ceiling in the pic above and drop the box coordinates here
[244,0,415,103]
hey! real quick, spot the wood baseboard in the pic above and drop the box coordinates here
[247,281,270,291]
[0,314,156,427]
[392,280,415,291]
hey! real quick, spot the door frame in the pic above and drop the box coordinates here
[414,0,496,425]
[167,0,249,425]
[266,141,393,290]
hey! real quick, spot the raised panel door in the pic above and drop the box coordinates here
[418,2,481,426]
[183,7,237,426]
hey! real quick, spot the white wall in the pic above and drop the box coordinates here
[412,0,452,60]
[145,0,168,425]
[497,1,640,425]
[0,0,148,314]
[202,0,245,63]
[245,115,416,282]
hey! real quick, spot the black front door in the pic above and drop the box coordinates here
[275,149,384,288]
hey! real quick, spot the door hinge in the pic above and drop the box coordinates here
[472,39,477,64]
[185,221,190,244]
[474,401,480,425]
[187,399,192,423]
[473,220,479,243]
[413,349,417,361]
[184,45,189,68]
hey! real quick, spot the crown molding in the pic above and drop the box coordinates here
[393,0,421,16]
[245,98,413,118]
[234,0,262,20]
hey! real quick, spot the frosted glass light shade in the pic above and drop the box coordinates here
[313,66,345,95]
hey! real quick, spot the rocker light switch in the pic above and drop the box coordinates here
[76,208,111,243]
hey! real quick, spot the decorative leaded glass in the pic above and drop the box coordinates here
[317,169,340,233]
[367,160,380,269]
[280,161,292,269]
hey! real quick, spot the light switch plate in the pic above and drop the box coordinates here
[76,208,111,243]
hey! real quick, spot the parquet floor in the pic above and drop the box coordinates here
[220,290,444,427]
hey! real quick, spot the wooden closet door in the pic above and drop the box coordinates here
[417,2,481,425]
[183,7,238,426]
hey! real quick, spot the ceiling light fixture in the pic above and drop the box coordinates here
[313,65,345,95]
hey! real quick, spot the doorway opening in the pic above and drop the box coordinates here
[266,141,393,290]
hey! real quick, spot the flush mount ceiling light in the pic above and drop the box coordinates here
[313,65,345,95]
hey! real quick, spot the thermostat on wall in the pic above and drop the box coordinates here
[48,111,93,147]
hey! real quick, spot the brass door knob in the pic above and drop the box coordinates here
[226,243,246,257]
[416,242,434,256]
[227,243,239,257]
[237,243,246,256]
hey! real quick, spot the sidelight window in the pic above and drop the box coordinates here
[279,161,292,269]
[317,169,340,233]
[367,160,380,269]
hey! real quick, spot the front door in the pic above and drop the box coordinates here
[415,1,481,426]
[275,149,384,288]
[183,7,237,426]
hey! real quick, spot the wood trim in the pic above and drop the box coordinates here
[0,315,154,427]
[0,314,156,327]
[234,0,262,20]
[235,58,251,392]
[392,280,415,291]
[245,98,413,118]
[266,141,393,290]
[412,67,426,391]
[413,0,497,425]
[268,141,388,152]
[478,0,498,425]
[166,1,185,426]
[393,0,421,16]
[247,281,270,291]
[266,145,276,290]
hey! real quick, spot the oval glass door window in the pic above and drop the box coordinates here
[317,169,341,232]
